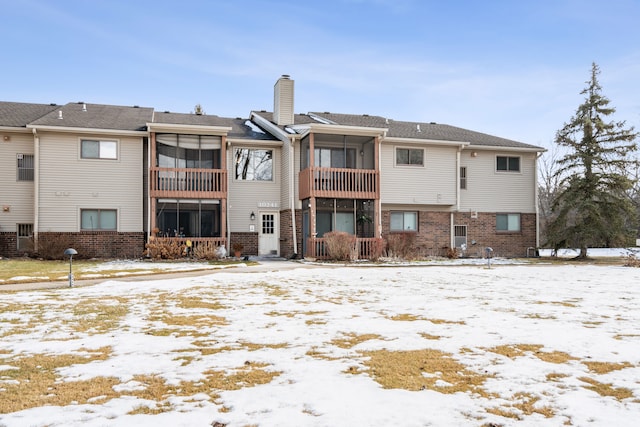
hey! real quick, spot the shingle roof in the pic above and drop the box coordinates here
[30,102,153,131]
[0,101,59,127]
[253,110,542,150]
[154,111,277,141]
[311,112,543,150]
[384,119,542,149]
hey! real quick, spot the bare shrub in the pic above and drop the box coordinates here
[324,231,357,261]
[192,241,222,260]
[624,254,640,268]
[445,247,459,259]
[35,234,74,260]
[386,233,417,260]
[368,238,387,262]
[145,239,185,260]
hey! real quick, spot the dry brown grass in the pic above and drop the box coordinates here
[582,361,634,374]
[579,377,634,400]
[361,348,491,396]
[0,347,114,413]
[486,392,555,420]
[486,344,543,358]
[331,333,383,349]
[419,333,442,340]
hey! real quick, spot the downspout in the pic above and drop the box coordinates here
[32,128,39,252]
[289,139,298,256]
[535,151,543,249]
[146,133,152,242]
[226,140,231,253]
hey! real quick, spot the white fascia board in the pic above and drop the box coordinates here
[226,138,283,147]
[304,123,388,137]
[1,126,33,133]
[27,125,147,137]
[466,144,546,153]
[147,122,232,135]
[383,137,470,148]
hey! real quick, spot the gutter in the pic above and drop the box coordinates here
[27,125,147,137]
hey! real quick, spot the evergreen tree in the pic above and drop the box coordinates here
[547,63,638,258]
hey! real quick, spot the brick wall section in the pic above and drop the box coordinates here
[37,232,145,259]
[380,210,537,258]
[230,232,257,256]
[453,212,537,258]
[381,211,451,257]
[279,209,302,259]
[0,232,18,257]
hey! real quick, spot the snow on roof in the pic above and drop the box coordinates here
[244,119,265,134]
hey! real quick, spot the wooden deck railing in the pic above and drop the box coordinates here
[307,237,382,260]
[150,167,227,198]
[299,167,379,199]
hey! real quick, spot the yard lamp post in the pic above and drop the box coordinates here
[485,247,493,269]
[63,248,78,287]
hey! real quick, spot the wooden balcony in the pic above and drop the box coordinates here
[299,167,379,200]
[150,167,227,198]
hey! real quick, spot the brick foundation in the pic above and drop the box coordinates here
[0,232,19,258]
[36,232,146,259]
[380,210,537,258]
[230,232,258,256]
[452,212,537,258]
[279,209,302,259]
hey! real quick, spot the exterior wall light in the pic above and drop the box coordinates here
[250,212,256,221]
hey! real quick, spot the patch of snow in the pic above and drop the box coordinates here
[244,119,265,134]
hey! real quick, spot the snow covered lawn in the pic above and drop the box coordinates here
[1,263,639,426]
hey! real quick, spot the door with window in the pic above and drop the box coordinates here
[258,212,279,256]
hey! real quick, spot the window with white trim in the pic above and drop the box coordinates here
[81,139,117,159]
[396,148,423,166]
[390,211,418,231]
[496,156,520,172]
[81,209,117,230]
[234,148,273,181]
[496,213,520,231]
[460,166,467,189]
[17,154,34,181]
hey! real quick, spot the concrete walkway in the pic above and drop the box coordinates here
[0,258,321,292]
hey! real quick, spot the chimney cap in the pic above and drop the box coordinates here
[281,74,290,79]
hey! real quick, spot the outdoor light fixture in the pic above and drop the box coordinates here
[63,248,78,287]
[250,211,256,221]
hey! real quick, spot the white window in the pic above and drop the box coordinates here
[17,154,34,181]
[496,156,520,172]
[390,211,417,231]
[81,209,117,230]
[234,148,273,181]
[496,213,520,231]
[396,148,423,166]
[460,166,467,189]
[81,140,117,159]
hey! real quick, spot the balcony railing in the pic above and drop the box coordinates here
[299,167,379,199]
[150,167,227,198]
[306,237,382,260]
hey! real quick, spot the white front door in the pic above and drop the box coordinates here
[258,212,279,256]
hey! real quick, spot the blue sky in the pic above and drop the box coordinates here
[2,0,639,150]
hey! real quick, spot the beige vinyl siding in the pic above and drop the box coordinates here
[459,150,537,213]
[37,132,143,232]
[227,145,281,232]
[380,144,457,205]
[0,132,35,230]
[280,140,291,209]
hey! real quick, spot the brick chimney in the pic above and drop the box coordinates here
[274,75,294,126]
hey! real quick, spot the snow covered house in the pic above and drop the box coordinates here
[0,76,544,259]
